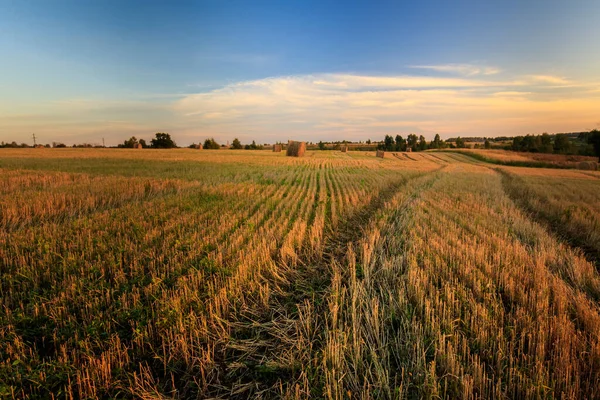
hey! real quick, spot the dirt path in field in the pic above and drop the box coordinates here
[207,167,443,398]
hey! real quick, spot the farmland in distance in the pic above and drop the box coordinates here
[1,148,600,399]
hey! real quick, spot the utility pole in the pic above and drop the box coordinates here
[32,133,37,146]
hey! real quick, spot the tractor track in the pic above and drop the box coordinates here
[206,167,443,398]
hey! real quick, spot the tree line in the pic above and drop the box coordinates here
[6,130,600,160]
[511,131,600,158]
[377,134,462,152]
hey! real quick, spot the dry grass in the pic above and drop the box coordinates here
[450,149,598,169]
[1,148,598,399]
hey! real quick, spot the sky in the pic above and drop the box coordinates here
[1,0,600,146]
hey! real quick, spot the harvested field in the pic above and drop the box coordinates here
[1,148,599,399]
[448,149,598,169]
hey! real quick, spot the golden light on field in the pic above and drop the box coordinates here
[2,149,600,398]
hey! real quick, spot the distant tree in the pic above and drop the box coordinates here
[418,135,428,151]
[511,136,523,151]
[484,139,491,149]
[151,133,177,149]
[318,141,326,150]
[120,136,139,148]
[52,142,67,148]
[203,138,220,149]
[407,134,418,151]
[540,133,552,153]
[522,134,542,152]
[384,135,395,151]
[430,134,442,149]
[553,134,571,154]
[232,138,243,149]
[455,137,466,148]
[139,139,148,148]
[395,135,407,151]
[366,139,371,145]
[73,143,93,148]
[588,130,600,162]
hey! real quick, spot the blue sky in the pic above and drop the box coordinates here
[1,0,599,145]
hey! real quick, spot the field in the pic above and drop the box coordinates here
[1,149,600,399]
[447,149,599,170]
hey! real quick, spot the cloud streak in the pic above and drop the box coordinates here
[410,64,501,76]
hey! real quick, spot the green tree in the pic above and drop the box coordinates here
[540,133,552,153]
[120,136,139,148]
[430,134,442,149]
[139,139,148,148]
[232,138,243,149]
[484,139,491,149]
[588,130,600,162]
[151,133,176,149]
[512,136,523,151]
[407,134,418,151]
[553,134,571,154]
[418,135,427,151]
[455,137,466,148]
[203,138,220,149]
[395,135,406,151]
[521,134,541,152]
[384,135,395,151]
[318,141,326,150]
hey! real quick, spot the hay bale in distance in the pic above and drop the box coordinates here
[133,143,143,149]
[406,147,412,152]
[340,145,348,153]
[193,143,203,149]
[286,140,306,157]
[578,161,598,170]
[273,144,282,152]
[376,150,385,158]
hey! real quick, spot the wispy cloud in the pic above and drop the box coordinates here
[492,91,533,97]
[410,64,501,76]
[528,75,571,85]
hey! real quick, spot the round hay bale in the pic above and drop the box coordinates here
[578,161,598,170]
[286,141,306,157]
